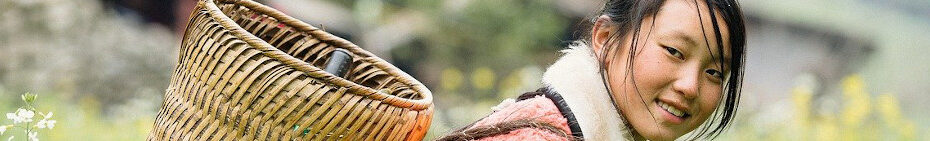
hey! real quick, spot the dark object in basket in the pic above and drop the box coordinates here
[324,49,353,78]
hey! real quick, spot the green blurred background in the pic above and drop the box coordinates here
[1,0,928,140]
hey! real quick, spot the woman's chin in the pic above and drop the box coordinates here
[641,132,680,141]
[633,124,688,141]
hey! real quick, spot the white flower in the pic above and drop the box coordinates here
[7,109,35,123]
[5,113,17,121]
[36,119,56,129]
[28,132,38,141]
[0,126,6,135]
[17,109,35,119]
[34,111,56,129]
[7,113,25,124]
[46,120,56,129]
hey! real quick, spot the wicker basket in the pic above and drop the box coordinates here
[149,0,433,140]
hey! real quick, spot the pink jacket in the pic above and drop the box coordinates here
[468,90,577,141]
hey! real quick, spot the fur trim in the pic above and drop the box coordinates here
[542,43,633,141]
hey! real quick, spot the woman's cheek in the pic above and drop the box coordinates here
[696,86,723,120]
[633,50,677,87]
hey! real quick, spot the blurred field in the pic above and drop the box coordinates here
[1,0,928,140]
[0,88,157,140]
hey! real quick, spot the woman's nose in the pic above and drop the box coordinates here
[673,69,700,99]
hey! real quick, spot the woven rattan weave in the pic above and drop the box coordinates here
[149,0,433,140]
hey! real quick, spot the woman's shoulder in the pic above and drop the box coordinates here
[473,96,570,129]
[436,89,591,141]
[443,94,576,141]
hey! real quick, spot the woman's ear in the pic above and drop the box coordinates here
[591,15,616,56]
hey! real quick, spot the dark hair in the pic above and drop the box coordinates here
[585,0,745,140]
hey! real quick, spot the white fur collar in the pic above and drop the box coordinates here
[542,43,633,141]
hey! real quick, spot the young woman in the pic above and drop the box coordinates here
[438,0,745,140]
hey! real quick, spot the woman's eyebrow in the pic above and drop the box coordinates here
[668,31,698,48]
[721,56,732,71]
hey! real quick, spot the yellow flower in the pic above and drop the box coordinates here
[876,93,916,140]
[440,67,464,91]
[791,85,812,128]
[471,67,496,90]
[724,74,922,140]
[876,94,902,126]
[815,117,840,141]
[840,75,870,127]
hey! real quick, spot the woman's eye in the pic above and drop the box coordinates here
[663,46,683,59]
[705,69,723,79]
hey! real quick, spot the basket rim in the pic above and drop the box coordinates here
[195,0,432,110]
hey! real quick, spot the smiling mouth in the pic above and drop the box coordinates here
[658,101,690,119]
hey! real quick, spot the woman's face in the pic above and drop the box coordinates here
[591,0,731,140]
